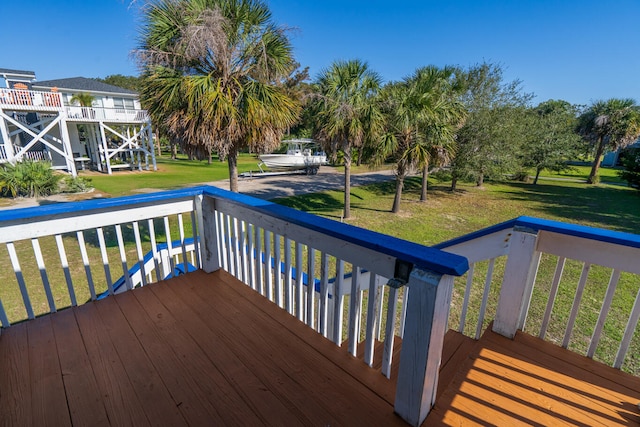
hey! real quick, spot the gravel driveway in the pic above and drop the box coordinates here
[214,168,395,200]
[0,168,395,210]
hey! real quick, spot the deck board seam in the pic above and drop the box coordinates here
[215,269,402,405]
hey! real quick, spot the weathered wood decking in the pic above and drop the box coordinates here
[1,269,639,426]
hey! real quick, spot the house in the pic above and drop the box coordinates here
[0,68,156,176]
[602,138,640,167]
[0,186,638,425]
[0,68,36,89]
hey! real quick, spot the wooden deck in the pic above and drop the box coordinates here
[427,329,640,426]
[0,270,406,426]
[1,269,639,426]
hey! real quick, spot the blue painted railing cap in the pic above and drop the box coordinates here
[201,186,469,276]
[434,215,640,251]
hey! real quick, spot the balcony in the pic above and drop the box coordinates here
[64,106,149,123]
[0,187,639,425]
[0,87,148,123]
[0,88,63,112]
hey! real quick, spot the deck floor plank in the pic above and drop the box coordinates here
[512,331,640,395]
[168,272,406,426]
[26,315,72,427]
[0,323,32,426]
[492,330,640,424]
[49,308,110,426]
[437,330,476,399]
[92,296,188,426]
[113,290,227,425]
[217,270,403,406]
[130,284,264,426]
[2,269,639,426]
[214,275,400,425]
[148,277,303,426]
[426,328,640,426]
[74,302,152,426]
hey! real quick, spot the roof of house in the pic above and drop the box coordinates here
[32,77,137,95]
[0,68,36,77]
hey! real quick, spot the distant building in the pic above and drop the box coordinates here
[0,68,156,175]
[601,138,640,167]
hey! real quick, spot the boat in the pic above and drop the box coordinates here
[258,139,327,174]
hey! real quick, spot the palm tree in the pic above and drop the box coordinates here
[578,98,640,184]
[136,0,299,192]
[314,59,383,219]
[70,92,94,107]
[376,66,465,213]
[412,66,465,202]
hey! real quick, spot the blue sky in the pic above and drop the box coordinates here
[2,0,639,106]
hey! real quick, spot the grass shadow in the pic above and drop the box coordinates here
[499,182,640,234]
[274,192,345,219]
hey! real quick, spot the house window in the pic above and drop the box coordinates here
[113,98,135,110]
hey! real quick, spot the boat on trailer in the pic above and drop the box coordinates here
[258,139,327,175]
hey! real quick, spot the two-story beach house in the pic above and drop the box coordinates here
[0,68,156,176]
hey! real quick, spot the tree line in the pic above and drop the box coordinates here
[129,0,640,218]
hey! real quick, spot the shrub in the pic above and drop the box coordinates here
[511,171,530,182]
[619,147,640,190]
[59,176,93,193]
[430,168,452,183]
[0,161,61,198]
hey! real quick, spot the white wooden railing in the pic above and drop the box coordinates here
[65,106,148,123]
[0,145,51,162]
[0,186,468,426]
[435,216,640,371]
[0,88,148,123]
[0,88,63,111]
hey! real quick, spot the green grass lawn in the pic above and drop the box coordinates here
[83,153,263,196]
[275,176,640,374]
[275,176,640,243]
[536,164,625,184]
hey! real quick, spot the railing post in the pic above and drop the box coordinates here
[394,268,454,427]
[200,194,221,272]
[58,113,78,177]
[0,114,14,163]
[493,229,540,338]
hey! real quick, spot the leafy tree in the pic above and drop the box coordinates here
[520,100,583,184]
[577,98,640,184]
[450,62,533,190]
[313,59,383,219]
[376,66,465,213]
[136,0,299,192]
[618,147,640,190]
[70,92,95,107]
[281,63,314,138]
[95,75,142,92]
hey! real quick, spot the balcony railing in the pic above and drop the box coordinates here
[1,187,638,425]
[64,106,149,123]
[0,88,149,122]
[434,217,640,371]
[0,88,63,111]
[0,186,469,425]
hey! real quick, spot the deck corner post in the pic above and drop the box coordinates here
[0,115,14,163]
[200,194,221,272]
[394,268,454,427]
[493,230,539,338]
